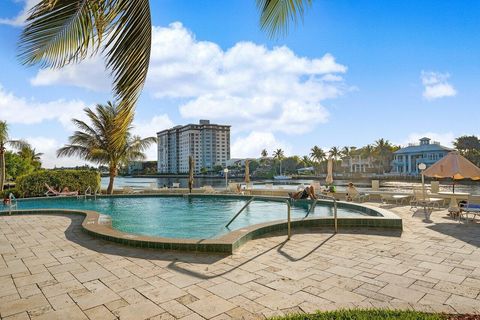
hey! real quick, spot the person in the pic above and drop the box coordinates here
[3,196,10,206]
[62,186,70,193]
[345,182,358,201]
[289,185,317,200]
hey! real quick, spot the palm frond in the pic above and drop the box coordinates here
[257,0,312,38]
[18,0,105,68]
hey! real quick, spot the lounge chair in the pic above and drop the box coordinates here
[347,189,370,202]
[381,193,409,205]
[459,195,480,222]
[201,185,218,194]
[122,186,136,194]
[45,183,79,197]
[226,182,241,194]
[410,187,444,210]
[172,182,180,188]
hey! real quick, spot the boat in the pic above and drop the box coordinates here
[274,175,292,180]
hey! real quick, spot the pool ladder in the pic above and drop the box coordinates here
[8,193,17,215]
[83,186,100,200]
[225,197,293,240]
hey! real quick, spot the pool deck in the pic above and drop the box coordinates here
[0,203,479,319]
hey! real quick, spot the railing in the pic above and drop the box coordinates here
[317,194,338,233]
[305,199,317,218]
[8,193,17,215]
[84,186,91,199]
[225,197,255,228]
[225,197,292,240]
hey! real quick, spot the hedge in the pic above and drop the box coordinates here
[16,170,101,198]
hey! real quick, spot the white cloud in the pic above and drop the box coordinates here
[23,136,90,169]
[132,114,173,160]
[29,22,348,135]
[0,84,88,130]
[231,131,291,158]
[0,0,40,26]
[421,71,457,100]
[402,132,455,148]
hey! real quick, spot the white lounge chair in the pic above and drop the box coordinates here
[122,186,135,194]
[381,193,409,205]
[348,189,370,202]
[45,183,78,197]
[201,185,218,194]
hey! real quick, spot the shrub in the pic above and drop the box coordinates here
[16,170,101,198]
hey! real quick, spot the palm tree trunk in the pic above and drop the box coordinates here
[0,149,5,192]
[107,166,117,194]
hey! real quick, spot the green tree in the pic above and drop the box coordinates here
[5,151,35,180]
[454,135,480,166]
[374,138,395,173]
[0,121,25,191]
[15,140,43,170]
[310,146,326,174]
[261,149,268,158]
[273,148,285,174]
[200,167,208,175]
[57,102,156,194]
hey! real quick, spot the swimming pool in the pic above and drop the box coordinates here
[3,195,375,239]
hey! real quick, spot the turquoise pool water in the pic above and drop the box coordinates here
[3,196,372,239]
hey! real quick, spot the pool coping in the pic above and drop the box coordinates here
[2,194,402,254]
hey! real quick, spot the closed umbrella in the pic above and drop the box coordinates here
[326,157,334,185]
[188,155,194,193]
[245,159,250,185]
[423,151,480,192]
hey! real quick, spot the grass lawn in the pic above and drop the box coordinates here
[269,309,475,320]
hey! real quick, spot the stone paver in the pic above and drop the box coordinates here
[1,204,479,319]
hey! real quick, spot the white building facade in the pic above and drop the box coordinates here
[157,120,231,174]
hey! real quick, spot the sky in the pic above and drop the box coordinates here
[0,0,479,168]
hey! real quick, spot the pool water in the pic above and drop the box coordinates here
[4,196,371,239]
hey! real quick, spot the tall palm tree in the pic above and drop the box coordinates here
[57,102,156,194]
[0,121,25,191]
[310,146,326,174]
[18,1,310,117]
[272,148,285,175]
[261,149,268,158]
[374,138,394,173]
[329,146,341,170]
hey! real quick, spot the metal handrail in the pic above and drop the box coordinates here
[225,197,255,228]
[84,186,91,199]
[8,193,17,215]
[305,199,317,218]
[318,194,338,233]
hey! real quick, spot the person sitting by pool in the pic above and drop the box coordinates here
[289,185,317,200]
[345,182,359,201]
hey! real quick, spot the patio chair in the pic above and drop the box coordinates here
[201,185,218,194]
[122,186,135,194]
[45,183,79,197]
[410,187,444,210]
[381,193,409,205]
[459,195,480,222]
[348,189,370,203]
[226,182,241,194]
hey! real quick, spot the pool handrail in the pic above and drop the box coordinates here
[225,197,255,228]
[305,199,318,218]
[8,193,17,215]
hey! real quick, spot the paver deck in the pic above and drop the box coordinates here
[0,204,479,319]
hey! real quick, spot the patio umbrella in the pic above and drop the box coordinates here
[325,157,334,185]
[188,155,194,193]
[423,151,480,192]
[245,159,250,185]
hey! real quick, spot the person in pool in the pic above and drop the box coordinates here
[289,185,317,200]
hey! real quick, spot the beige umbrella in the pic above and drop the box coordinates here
[423,151,480,192]
[188,155,194,193]
[245,159,250,185]
[325,157,334,185]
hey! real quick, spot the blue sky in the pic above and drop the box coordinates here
[0,0,479,167]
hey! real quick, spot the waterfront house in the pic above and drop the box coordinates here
[391,137,452,175]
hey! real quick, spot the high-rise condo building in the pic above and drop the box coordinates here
[157,120,231,174]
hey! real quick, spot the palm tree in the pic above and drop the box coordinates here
[57,102,156,194]
[310,146,326,174]
[272,148,285,175]
[15,140,43,169]
[261,149,268,158]
[0,121,25,191]
[374,138,394,173]
[329,146,341,171]
[18,1,310,117]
